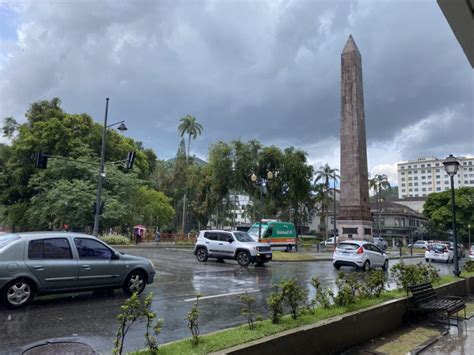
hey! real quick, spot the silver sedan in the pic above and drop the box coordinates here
[0,232,156,308]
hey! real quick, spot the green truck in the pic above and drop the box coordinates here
[247,220,297,251]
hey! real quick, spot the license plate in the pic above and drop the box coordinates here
[266,254,271,258]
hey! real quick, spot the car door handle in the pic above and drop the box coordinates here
[33,266,44,270]
[218,243,223,245]
[205,242,210,244]
[81,265,91,269]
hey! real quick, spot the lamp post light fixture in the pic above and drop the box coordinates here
[92,98,128,236]
[251,171,273,242]
[443,154,460,277]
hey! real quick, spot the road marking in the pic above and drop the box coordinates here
[184,289,259,302]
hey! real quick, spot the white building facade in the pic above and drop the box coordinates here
[398,156,474,198]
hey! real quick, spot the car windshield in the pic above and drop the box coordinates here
[247,226,267,239]
[337,243,359,250]
[0,234,21,249]
[234,232,254,243]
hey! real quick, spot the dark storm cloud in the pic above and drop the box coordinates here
[0,0,472,167]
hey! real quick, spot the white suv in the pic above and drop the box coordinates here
[332,240,389,271]
[194,230,272,267]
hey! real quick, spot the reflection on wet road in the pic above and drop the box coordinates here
[0,247,463,354]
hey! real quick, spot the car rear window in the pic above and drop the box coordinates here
[432,244,447,252]
[337,243,359,250]
[0,234,21,249]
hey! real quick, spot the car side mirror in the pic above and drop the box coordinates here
[111,252,120,260]
[228,238,234,243]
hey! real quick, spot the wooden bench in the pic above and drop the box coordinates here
[408,282,466,324]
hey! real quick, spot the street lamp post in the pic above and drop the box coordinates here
[92,98,127,236]
[251,171,273,242]
[333,172,337,249]
[468,224,471,250]
[443,154,461,277]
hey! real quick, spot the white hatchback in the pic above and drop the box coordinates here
[332,240,389,272]
[425,243,454,263]
[469,246,474,261]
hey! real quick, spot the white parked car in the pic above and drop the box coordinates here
[425,243,454,263]
[332,240,388,271]
[322,237,339,246]
[469,246,474,261]
[411,240,429,249]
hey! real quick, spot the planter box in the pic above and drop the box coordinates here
[215,277,473,355]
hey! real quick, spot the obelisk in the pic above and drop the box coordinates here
[338,35,372,241]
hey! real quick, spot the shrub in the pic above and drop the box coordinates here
[390,262,440,292]
[464,260,474,272]
[240,292,256,330]
[101,235,130,245]
[186,294,201,346]
[362,270,386,298]
[309,277,332,310]
[333,273,362,307]
[266,288,284,324]
[113,293,142,355]
[143,293,163,354]
[280,278,308,319]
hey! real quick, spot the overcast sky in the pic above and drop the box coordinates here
[1,0,473,185]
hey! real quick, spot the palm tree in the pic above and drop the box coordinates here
[178,115,203,164]
[314,164,340,239]
[369,174,391,238]
[177,115,203,234]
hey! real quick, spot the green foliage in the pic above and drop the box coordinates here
[464,260,474,272]
[100,235,130,245]
[423,187,474,242]
[333,273,363,307]
[143,293,163,354]
[113,293,142,355]
[280,278,308,319]
[186,294,201,346]
[1,98,170,233]
[266,288,284,324]
[309,277,333,309]
[362,270,386,298]
[239,292,256,330]
[390,262,440,292]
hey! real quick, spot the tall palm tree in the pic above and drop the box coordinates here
[177,115,203,234]
[314,164,340,239]
[369,174,391,238]
[178,115,203,164]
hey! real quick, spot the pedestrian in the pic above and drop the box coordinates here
[155,229,161,243]
[135,229,141,245]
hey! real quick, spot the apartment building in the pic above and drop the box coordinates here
[398,156,474,198]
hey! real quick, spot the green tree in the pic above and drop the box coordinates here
[314,164,339,238]
[177,115,203,234]
[423,187,474,243]
[369,174,391,238]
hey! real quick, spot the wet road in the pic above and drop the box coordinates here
[0,247,462,354]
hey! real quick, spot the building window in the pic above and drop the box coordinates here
[421,169,425,173]
[408,183,412,186]
[436,163,439,166]
[401,177,405,181]
[401,183,405,187]
[422,188,426,191]
[436,175,440,178]
[437,187,441,191]
[421,176,425,179]
[408,171,412,175]
[421,164,425,168]
[401,172,405,175]
[414,176,418,180]
[470,180,474,184]
[445,181,449,185]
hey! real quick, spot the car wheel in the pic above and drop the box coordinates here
[382,259,389,271]
[362,260,370,272]
[236,251,251,267]
[2,278,35,309]
[123,270,146,295]
[425,258,429,262]
[333,263,341,270]
[196,248,208,262]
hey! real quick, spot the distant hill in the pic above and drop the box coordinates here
[166,156,207,166]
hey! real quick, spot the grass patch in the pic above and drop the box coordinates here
[465,302,474,317]
[131,273,474,355]
[272,251,315,261]
[375,326,441,355]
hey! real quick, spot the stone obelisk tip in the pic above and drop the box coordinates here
[342,34,360,54]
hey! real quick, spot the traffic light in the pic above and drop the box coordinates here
[125,151,136,169]
[34,151,48,169]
